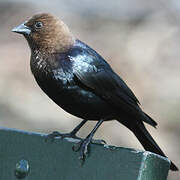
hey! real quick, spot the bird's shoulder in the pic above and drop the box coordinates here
[67,40,140,105]
[51,39,110,82]
[65,40,105,67]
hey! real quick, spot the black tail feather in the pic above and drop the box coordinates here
[132,122,178,171]
[141,112,157,128]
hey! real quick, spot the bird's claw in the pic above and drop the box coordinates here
[79,138,91,165]
[72,138,91,164]
[45,131,78,142]
[45,131,59,142]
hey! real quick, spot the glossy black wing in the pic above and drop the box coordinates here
[70,40,157,127]
[70,41,140,112]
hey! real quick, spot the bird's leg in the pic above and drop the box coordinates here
[73,119,104,163]
[46,119,87,141]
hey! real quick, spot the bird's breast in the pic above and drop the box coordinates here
[33,70,114,120]
[30,53,115,120]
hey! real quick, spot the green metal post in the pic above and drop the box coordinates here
[0,128,170,180]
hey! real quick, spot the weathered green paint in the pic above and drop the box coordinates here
[0,128,170,180]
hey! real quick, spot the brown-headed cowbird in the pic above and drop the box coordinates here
[12,13,178,171]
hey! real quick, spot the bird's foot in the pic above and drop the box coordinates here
[72,137,106,165]
[45,131,80,142]
[73,137,91,164]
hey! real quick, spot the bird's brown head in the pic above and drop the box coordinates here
[12,13,75,53]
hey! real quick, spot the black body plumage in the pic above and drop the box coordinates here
[30,40,154,124]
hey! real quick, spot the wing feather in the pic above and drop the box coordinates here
[70,40,157,127]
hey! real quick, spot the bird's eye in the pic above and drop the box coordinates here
[34,21,43,29]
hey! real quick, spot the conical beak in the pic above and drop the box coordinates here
[12,23,31,35]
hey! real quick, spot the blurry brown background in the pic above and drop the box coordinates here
[0,0,180,179]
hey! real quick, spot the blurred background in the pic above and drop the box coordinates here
[0,0,180,179]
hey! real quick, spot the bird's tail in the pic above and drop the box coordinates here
[118,118,178,171]
[132,122,178,171]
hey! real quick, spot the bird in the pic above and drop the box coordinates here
[12,13,178,171]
